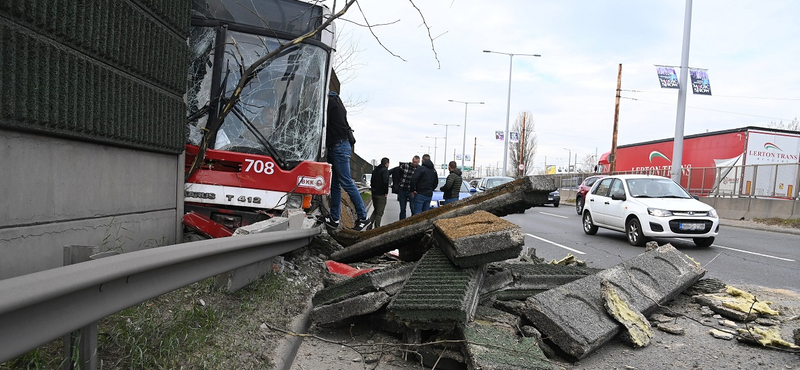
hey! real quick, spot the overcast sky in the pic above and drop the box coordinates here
[327,0,799,175]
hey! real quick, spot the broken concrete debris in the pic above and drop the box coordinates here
[460,320,553,370]
[601,279,654,348]
[710,328,735,340]
[432,210,524,268]
[522,244,705,360]
[330,175,556,262]
[307,196,794,368]
[387,246,485,328]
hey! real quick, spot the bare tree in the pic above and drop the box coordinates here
[576,154,598,173]
[508,111,537,178]
[768,117,799,131]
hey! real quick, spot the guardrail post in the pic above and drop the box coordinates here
[62,246,100,370]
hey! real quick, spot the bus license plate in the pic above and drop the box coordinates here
[680,223,704,231]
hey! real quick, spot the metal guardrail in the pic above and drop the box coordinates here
[0,226,321,364]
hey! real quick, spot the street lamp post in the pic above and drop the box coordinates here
[448,100,484,170]
[433,123,459,166]
[483,50,540,176]
[425,136,444,172]
[563,148,571,173]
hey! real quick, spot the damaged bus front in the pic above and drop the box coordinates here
[184,0,335,237]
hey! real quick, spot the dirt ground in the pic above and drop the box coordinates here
[280,235,800,370]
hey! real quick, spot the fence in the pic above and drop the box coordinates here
[541,162,800,201]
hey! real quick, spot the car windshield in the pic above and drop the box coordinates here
[626,178,692,199]
[486,177,514,188]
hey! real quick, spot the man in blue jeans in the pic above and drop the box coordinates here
[410,154,438,215]
[325,91,368,231]
[389,155,419,220]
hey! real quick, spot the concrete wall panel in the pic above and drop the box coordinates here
[0,209,177,280]
[0,131,178,227]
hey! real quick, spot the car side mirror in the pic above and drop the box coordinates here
[691,194,700,200]
[611,191,626,201]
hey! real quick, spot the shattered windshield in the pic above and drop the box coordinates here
[186,28,328,165]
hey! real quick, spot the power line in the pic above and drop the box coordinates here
[620,96,795,121]
[620,89,800,101]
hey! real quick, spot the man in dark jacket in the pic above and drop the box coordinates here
[388,155,419,220]
[325,91,368,231]
[410,155,437,215]
[440,161,463,205]
[370,157,390,228]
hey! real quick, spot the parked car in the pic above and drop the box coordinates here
[468,178,481,189]
[575,175,606,215]
[431,177,475,208]
[543,190,561,207]
[475,176,514,192]
[581,174,719,247]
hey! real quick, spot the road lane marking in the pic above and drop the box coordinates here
[525,233,586,255]
[711,244,795,262]
[539,212,568,219]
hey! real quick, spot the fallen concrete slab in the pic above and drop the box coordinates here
[433,211,524,268]
[480,262,601,302]
[522,244,705,360]
[387,246,485,329]
[459,320,554,370]
[310,291,391,325]
[331,176,556,262]
[312,263,415,307]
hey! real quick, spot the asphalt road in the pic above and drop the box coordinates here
[375,193,800,293]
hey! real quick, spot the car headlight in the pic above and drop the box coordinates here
[287,194,303,209]
[708,209,718,218]
[647,208,673,217]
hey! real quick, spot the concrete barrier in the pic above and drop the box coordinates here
[793,201,800,219]
[706,197,751,220]
[745,198,796,220]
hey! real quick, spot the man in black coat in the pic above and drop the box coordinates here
[370,157,390,228]
[410,154,438,215]
[440,161,463,205]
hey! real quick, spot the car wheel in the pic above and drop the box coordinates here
[576,197,583,215]
[582,212,598,235]
[626,217,646,246]
[553,201,560,208]
[693,237,715,247]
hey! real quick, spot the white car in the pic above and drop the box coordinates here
[581,174,719,247]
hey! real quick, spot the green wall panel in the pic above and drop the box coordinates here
[0,0,189,154]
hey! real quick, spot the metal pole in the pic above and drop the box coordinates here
[503,54,514,176]
[671,0,693,183]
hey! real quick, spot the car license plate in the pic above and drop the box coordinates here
[679,223,704,231]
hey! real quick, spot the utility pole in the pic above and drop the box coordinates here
[610,63,622,174]
[473,137,477,171]
[519,112,526,177]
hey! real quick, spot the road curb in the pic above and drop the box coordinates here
[271,298,313,370]
[718,218,800,236]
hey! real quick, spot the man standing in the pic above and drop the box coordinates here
[389,155,419,220]
[410,154,437,215]
[440,161,463,205]
[370,157,390,228]
[325,91,368,231]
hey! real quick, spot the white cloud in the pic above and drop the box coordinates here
[329,0,800,174]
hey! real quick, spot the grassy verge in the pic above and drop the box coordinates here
[752,217,800,228]
[2,269,312,370]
